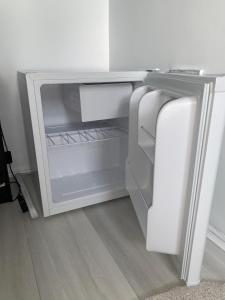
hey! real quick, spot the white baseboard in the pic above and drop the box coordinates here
[14,168,32,175]
[208,225,225,252]
[206,226,225,274]
[8,167,32,179]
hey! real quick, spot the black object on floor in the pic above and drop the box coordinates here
[17,193,28,213]
[0,122,28,212]
[0,123,12,203]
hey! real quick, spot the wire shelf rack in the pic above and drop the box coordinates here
[46,126,127,147]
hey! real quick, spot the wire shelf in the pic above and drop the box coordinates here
[46,126,127,147]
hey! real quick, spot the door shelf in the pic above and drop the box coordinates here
[46,126,128,148]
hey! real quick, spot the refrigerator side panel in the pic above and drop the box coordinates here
[19,73,50,216]
[18,73,38,172]
[18,73,45,216]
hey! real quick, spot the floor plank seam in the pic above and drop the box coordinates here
[82,207,141,299]
[80,208,139,299]
[23,213,42,300]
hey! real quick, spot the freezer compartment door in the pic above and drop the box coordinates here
[79,83,133,122]
[63,83,133,122]
[126,86,197,255]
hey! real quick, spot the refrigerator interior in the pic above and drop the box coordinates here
[41,83,130,204]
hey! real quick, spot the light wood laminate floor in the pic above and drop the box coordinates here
[0,197,225,300]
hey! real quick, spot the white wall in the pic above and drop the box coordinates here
[210,135,225,236]
[0,0,109,172]
[109,0,225,73]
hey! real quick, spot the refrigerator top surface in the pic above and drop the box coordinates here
[18,70,225,93]
[18,71,148,82]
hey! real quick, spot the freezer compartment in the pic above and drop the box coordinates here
[41,82,133,124]
[79,83,132,121]
[46,121,128,204]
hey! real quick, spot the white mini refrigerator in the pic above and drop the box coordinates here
[18,71,225,285]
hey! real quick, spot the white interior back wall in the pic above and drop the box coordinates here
[0,0,109,172]
[109,0,225,73]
